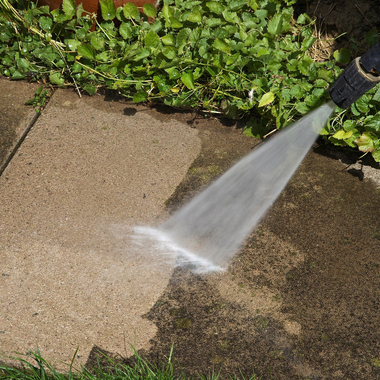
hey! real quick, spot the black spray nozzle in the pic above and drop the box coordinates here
[329,43,380,109]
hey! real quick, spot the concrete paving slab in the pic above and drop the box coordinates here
[0,88,201,369]
[0,78,41,173]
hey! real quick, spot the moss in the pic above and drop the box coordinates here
[217,340,231,352]
[254,316,269,329]
[320,333,330,342]
[210,356,224,364]
[170,307,186,316]
[373,227,380,240]
[188,165,221,182]
[371,358,380,368]
[272,294,281,301]
[307,260,318,269]
[175,317,192,329]
[268,350,284,360]
[286,270,299,281]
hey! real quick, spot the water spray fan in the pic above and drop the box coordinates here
[329,43,380,108]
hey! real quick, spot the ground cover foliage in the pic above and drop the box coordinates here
[1,0,380,161]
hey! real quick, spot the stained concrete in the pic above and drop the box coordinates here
[0,86,201,369]
[0,78,41,173]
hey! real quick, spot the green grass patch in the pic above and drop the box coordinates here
[0,347,259,380]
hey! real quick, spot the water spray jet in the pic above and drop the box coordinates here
[137,46,380,272]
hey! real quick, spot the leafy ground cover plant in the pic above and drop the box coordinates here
[1,0,380,161]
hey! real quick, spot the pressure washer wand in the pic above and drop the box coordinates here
[329,42,380,109]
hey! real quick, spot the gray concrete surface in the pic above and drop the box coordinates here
[0,85,201,369]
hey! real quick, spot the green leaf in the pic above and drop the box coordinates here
[99,0,116,21]
[49,72,64,86]
[255,9,267,20]
[350,103,360,116]
[162,35,175,46]
[39,16,53,30]
[365,29,378,47]
[333,130,353,140]
[298,57,312,76]
[143,3,157,18]
[267,14,282,35]
[372,86,380,102]
[355,95,370,113]
[355,132,375,152]
[229,0,247,11]
[169,17,183,28]
[223,10,239,23]
[259,92,275,107]
[302,37,316,51]
[296,102,310,114]
[62,0,76,18]
[76,3,84,19]
[176,28,191,53]
[77,44,95,60]
[213,38,231,54]
[17,58,30,70]
[120,23,132,39]
[145,30,160,48]
[162,5,174,21]
[206,1,224,14]
[343,120,356,131]
[314,79,328,88]
[247,0,258,10]
[365,115,380,131]
[12,70,25,80]
[133,90,149,102]
[372,149,380,162]
[187,10,202,23]
[66,39,81,50]
[162,46,177,60]
[123,3,139,19]
[297,14,306,24]
[333,48,350,64]
[302,27,313,38]
[83,84,97,95]
[181,72,195,90]
[91,35,105,50]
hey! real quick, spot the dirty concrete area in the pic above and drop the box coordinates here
[108,129,380,380]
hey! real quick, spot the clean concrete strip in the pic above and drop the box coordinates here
[0,89,201,369]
